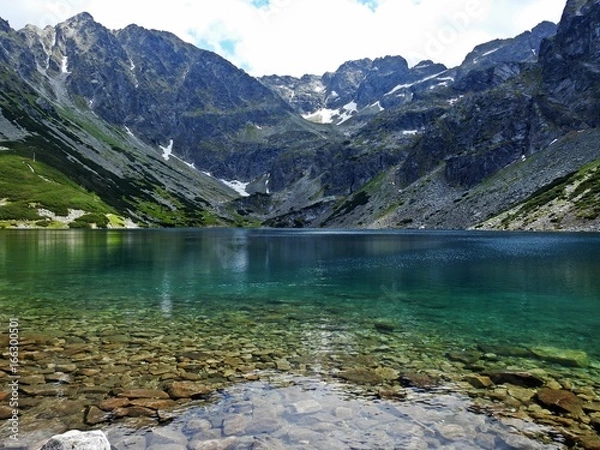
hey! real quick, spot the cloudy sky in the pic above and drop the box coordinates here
[0,0,566,77]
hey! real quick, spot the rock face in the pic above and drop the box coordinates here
[539,0,600,126]
[40,430,111,450]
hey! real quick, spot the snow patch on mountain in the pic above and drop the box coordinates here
[220,179,250,197]
[302,108,340,124]
[386,71,447,96]
[61,56,71,74]
[338,101,358,124]
[160,139,174,161]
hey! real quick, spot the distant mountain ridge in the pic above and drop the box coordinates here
[259,21,557,126]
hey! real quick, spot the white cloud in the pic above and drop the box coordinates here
[0,0,566,76]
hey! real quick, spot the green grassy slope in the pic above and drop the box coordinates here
[0,150,125,228]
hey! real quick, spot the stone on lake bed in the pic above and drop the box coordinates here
[40,430,111,450]
[378,387,407,399]
[579,436,600,450]
[373,321,396,333]
[583,402,600,413]
[338,368,384,385]
[110,435,147,449]
[536,388,584,417]
[485,371,545,388]
[166,381,214,399]
[99,397,131,411]
[85,406,111,425]
[0,405,14,420]
[55,363,78,373]
[508,387,536,403]
[530,346,590,368]
[464,374,494,389]
[19,375,46,385]
[374,367,400,381]
[20,383,76,396]
[113,406,156,418]
[130,398,178,410]
[188,437,237,450]
[446,351,481,365]
[222,415,250,435]
[147,427,188,446]
[244,417,281,434]
[118,389,170,399]
[291,399,322,414]
[435,423,468,441]
[400,372,438,389]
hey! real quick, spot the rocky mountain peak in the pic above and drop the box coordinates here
[458,21,557,73]
[62,11,96,27]
[0,17,11,33]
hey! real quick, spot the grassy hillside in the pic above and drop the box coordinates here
[477,159,600,231]
[0,149,129,228]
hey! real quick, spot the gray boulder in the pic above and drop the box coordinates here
[41,430,111,450]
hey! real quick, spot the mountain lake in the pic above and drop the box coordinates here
[1,229,599,449]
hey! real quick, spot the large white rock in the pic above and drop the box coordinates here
[40,430,111,450]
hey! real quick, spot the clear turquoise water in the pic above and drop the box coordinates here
[2,228,600,447]
[1,228,599,360]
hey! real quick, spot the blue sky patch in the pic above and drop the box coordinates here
[357,0,379,11]
[219,38,238,56]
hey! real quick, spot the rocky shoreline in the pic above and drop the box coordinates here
[1,316,599,449]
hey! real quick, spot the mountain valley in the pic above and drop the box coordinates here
[0,0,599,231]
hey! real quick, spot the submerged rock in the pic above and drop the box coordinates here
[118,389,170,399]
[486,371,545,388]
[166,381,214,399]
[530,346,590,368]
[188,437,237,450]
[464,374,494,389]
[446,351,481,365]
[113,406,156,418]
[400,372,438,390]
[536,388,584,417]
[85,406,111,425]
[40,430,111,450]
[338,368,384,385]
[375,367,400,381]
[373,321,397,333]
[478,344,532,358]
[98,397,130,411]
[130,398,178,410]
[291,399,322,414]
[0,406,14,420]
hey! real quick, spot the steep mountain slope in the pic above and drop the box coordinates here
[15,13,312,181]
[312,0,600,230]
[0,15,244,228]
